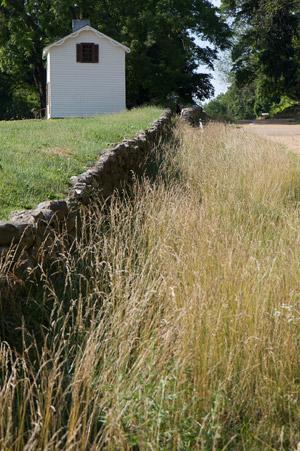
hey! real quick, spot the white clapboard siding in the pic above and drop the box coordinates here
[47,29,127,118]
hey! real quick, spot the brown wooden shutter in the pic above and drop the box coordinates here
[93,44,99,63]
[76,43,82,62]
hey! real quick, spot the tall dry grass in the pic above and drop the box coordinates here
[1,122,300,449]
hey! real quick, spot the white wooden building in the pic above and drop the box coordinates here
[43,20,130,119]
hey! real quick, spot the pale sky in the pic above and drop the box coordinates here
[197,0,229,100]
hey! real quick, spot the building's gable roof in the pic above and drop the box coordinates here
[43,26,130,58]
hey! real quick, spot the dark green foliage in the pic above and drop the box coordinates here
[0,0,231,117]
[221,0,300,118]
[205,94,231,121]
[204,82,256,120]
[0,73,39,120]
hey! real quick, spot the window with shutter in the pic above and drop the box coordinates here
[93,44,99,63]
[76,43,99,63]
[76,44,82,62]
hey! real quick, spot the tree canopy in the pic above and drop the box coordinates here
[211,0,300,118]
[0,0,231,118]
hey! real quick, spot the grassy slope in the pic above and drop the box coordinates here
[0,107,163,219]
[2,123,300,448]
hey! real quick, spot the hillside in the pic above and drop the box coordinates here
[0,107,163,219]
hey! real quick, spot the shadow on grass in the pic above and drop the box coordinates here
[0,122,178,352]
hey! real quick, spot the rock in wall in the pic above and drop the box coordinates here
[0,109,174,280]
[180,106,208,126]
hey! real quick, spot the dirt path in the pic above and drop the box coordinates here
[242,122,300,154]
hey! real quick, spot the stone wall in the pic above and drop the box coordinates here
[180,106,208,126]
[0,110,173,269]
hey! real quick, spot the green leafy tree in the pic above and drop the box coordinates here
[0,0,95,110]
[0,0,231,115]
[205,81,256,120]
[221,0,300,115]
[0,72,38,119]
[94,0,231,105]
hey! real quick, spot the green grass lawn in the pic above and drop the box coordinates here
[0,107,163,219]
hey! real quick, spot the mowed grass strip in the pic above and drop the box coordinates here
[0,106,163,219]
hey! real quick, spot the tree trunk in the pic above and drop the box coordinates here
[33,61,46,115]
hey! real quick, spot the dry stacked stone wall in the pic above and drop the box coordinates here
[180,106,208,126]
[0,110,173,269]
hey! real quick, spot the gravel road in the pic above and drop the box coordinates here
[242,122,300,154]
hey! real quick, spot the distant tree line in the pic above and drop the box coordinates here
[206,0,300,121]
[0,0,230,120]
